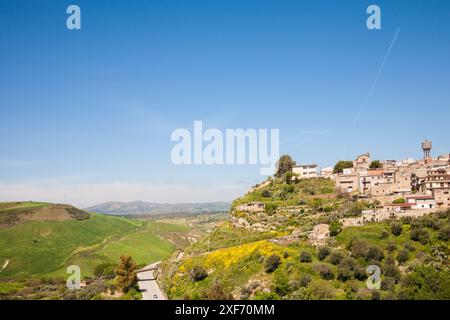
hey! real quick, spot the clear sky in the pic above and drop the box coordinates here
[1,0,449,207]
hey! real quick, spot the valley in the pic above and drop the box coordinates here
[0,201,219,299]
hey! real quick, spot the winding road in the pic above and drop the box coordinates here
[137,261,166,300]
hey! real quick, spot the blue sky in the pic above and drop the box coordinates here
[0,0,449,206]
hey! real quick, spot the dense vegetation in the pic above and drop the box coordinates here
[162,174,450,300]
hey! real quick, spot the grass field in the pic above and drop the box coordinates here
[0,207,192,280]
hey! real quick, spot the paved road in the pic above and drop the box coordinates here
[137,261,166,300]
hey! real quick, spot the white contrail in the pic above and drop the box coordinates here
[353,28,400,123]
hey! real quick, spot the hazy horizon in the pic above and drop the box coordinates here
[1,0,449,206]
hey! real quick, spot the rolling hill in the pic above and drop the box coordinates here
[0,202,193,280]
[0,202,90,227]
[85,201,230,216]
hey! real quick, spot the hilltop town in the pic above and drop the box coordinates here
[237,140,449,228]
[159,141,449,301]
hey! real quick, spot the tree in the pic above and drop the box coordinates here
[272,270,290,296]
[317,247,331,261]
[300,251,312,263]
[337,263,353,282]
[315,264,335,280]
[390,221,403,236]
[392,198,405,204]
[190,266,208,282]
[410,228,430,245]
[275,155,296,178]
[329,251,345,265]
[115,255,138,293]
[333,161,353,174]
[365,245,384,262]
[284,171,294,184]
[400,265,450,300]
[353,265,367,281]
[329,220,343,236]
[369,160,383,169]
[265,254,281,273]
[348,238,369,258]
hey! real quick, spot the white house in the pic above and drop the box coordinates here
[406,195,436,209]
[292,164,318,179]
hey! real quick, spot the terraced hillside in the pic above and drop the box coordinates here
[161,177,450,300]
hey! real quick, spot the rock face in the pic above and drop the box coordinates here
[308,224,330,247]
[230,216,270,232]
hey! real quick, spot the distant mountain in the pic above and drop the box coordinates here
[84,201,230,216]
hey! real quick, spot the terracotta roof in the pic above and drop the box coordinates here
[386,203,414,207]
[368,170,384,176]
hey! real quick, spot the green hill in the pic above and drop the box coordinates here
[0,202,188,280]
[0,202,90,226]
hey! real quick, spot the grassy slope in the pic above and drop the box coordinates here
[0,208,187,279]
[164,216,449,300]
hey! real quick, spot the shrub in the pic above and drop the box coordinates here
[380,229,389,239]
[329,220,343,236]
[353,266,367,281]
[403,242,417,252]
[265,254,281,273]
[381,276,396,291]
[94,263,116,279]
[387,241,397,252]
[397,249,409,264]
[365,245,384,262]
[300,251,312,263]
[390,221,403,236]
[202,282,232,300]
[438,224,450,241]
[310,280,336,299]
[189,266,208,282]
[371,290,381,300]
[329,251,345,265]
[400,265,450,300]
[337,264,353,282]
[315,264,335,280]
[317,246,331,261]
[410,228,430,245]
[261,190,272,198]
[383,262,400,281]
[299,274,312,288]
[349,238,369,258]
[272,271,290,296]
